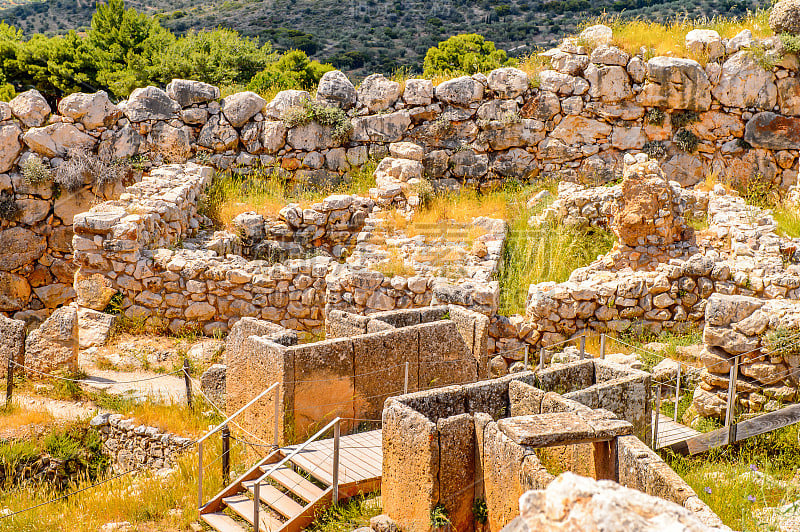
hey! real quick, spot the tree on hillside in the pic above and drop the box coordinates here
[246,49,333,95]
[423,33,514,77]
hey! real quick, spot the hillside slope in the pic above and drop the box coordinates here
[0,0,768,76]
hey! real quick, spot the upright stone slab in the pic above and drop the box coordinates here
[0,315,25,378]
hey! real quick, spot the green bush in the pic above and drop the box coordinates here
[674,129,699,153]
[423,33,515,77]
[671,110,699,129]
[280,99,352,143]
[21,156,52,185]
[645,107,665,126]
[246,49,333,95]
[781,33,800,55]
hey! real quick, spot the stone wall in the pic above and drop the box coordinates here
[225,308,485,443]
[693,294,800,418]
[381,362,718,532]
[90,413,193,472]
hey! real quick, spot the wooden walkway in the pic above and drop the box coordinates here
[655,413,700,450]
[283,429,382,486]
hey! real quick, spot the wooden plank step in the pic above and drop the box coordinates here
[223,494,283,531]
[262,466,326,503]
[200,512,248,532]
[242,481,306,518]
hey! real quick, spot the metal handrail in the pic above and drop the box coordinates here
[198,383,280,508]
[251,417,341,532]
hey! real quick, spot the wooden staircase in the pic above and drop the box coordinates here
[200,429,383,532]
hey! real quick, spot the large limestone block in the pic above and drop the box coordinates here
[744,112,800,150]
[584,64,631,102]
[353,327,419,419]
[0,315,25,377]
[417,321,477,390]
[434,75,485,106]
[638,57,711,111]
[712,51,777,110]
[78,307,115,349]
[487,67,529,98]
[519,472,726,531]
[287,122,334,151]
[221,91,266,127]
[24,304,79,374]
[382,400,439,532]
[290,338,355,437]
[0,227,46,271]
[99,124,143,160]
[9,89,50,127]
[263,89,311,120]
[0,123,22,173]
[316,70,357,110]
[579,24,613,46]
[550,115,612,145]
[197,114,239,152]
[74,271,117,311]
[448,149,489,179]
[778,77,800,116]
[165,79,220,107]
[357,74,402,112]
[124,86,180,122]
[490,148,538,179]
[685,29,724,61]
[704,293,764,327]
[150,122,192,162]
[23,123,96,158]
[482,119,544,150]
[58,91,122,129]
[54,187,95,225]
[351,111,411,142]
[402,79,434,105]
[0,271,31,311]
[437,414,475,532]
[33,283,76,308]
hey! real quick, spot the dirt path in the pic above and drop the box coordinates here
[80,369,188,403]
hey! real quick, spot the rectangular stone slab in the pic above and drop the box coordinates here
[498,413,601,448]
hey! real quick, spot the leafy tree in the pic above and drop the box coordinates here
[423,33,514,77]
[246,49,332,95]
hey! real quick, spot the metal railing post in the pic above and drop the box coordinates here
[274,383,280,447]
[333,419,341,504]
[523,345,529,370]
[197,441,203,508]
[673,364,682,422]
[183,358,193,408]
[221,425,230,484]
[579,335,586,360]
[725,355,739,445]
[404,362,409,394]
[652,385,662,449]
[600,333,606,359]
[539,347,545,371]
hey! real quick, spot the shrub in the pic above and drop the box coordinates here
[643,140,667,159]
[735,172,776,208]
[280,100,352,143]
[763,327,800,358]
[472,498,489,525]
[671,110,700,129]
[0,193,19,221]
[21,155,53,185]
[645,108,665,126]
[430,504,451,529]
[54,149,131,192]
[675,129,699,153]
[423,33,515,77]
[781,33,800,55]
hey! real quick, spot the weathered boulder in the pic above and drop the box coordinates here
[100,125,142,160]
[9,89,51,127]
[23,123,96,158]
[357,74,402,112]
[78,307,115,349]
[0,123,22,173]
[287,122,333,151]
[263,89,311,120]
[124,86,180,122]
[550,116,612,145]
[777,77,800,116]
[197,114,239,152]
[316,70,357,110]
[712,51,777,110]
[705,294,764,327]
[57,91,122,129]
[200,363,227,409]
[165,79,220,107]
[693,386,727,418]
[150,123,192,162]
[0,315,25,377]
[519,472,726,531]
[0,227,46,271]
[240,120,287,154]
[351,111,412,143]
[24,304,79,374]
[449,150,489,179]
[0,271,30,311]
[685,29,724,61]
[403,79,434,105]
[584,64,631,102]
[638,57,711,111]
[434,75,485,106]
[744,112,800,150]
[726,29,754,54]
[770,0,800,35]
[75,271,117,311]
[221,91,266,128]
[579,24,613,46]
[590,45,630,66]
[487,67,529,98]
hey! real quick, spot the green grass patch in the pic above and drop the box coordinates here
[307,493,382,532]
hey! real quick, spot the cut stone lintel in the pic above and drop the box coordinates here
[497,412,633,448]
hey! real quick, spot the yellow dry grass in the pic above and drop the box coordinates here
[0,404,55,434]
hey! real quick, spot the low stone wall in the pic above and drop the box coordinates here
[226,307,486,443]
[693,294,800,418]
[90,413,193,472]
[381,362,718,532]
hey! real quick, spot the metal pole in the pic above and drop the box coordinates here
[523,345,529,370]
[183,358,193,408]
[274,383,280,447]
[6,356,14,405]
[404,362,409,394]
[652,385,662,450]
[221,425,230,484]
[725,356,739,445]
[579,335,586,360]
[254,481,260,532]
[332,419,340,504]
[600,334,606,360]
[539,347,545,370]
[673,364,682,422]
[197,441,203,508]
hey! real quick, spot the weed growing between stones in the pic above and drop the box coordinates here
[735,172,777,209]
[0,192,19,220]
[430,503,452,529]
[674,129,700,153]
[472,498,489,525]
[781,33,800,55]
[773,204,800,239]
[670,110,700,130]
[645,108,665,126]
[763,327,800,358]
[643,140,667,159]
[307,494,382,532]
[280,99,352,143]
[54,149,131,192]
[20,155,52,185]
